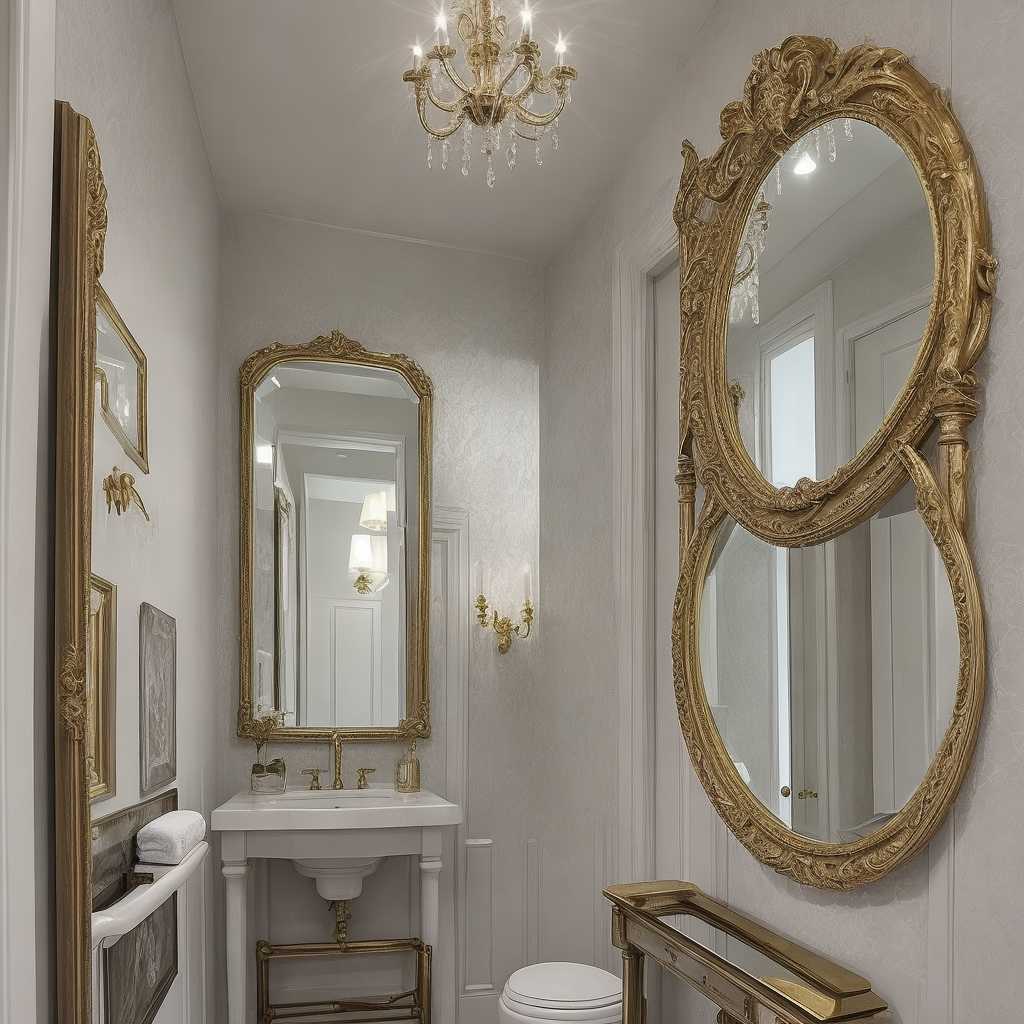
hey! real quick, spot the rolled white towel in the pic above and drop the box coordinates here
[136,810,207,866]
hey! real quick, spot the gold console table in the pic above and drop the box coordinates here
[604,882,888,1024]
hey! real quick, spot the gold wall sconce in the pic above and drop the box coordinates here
[474,562,535,654]
[102,466,150,521]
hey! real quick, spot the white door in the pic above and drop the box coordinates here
[849,301,940,815]
[306,595,382,725]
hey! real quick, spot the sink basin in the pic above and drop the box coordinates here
[261,788,394,804]
[211,785,462,832]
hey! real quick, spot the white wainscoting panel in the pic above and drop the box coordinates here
[462,838,495,994]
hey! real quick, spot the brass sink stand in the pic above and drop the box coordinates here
[255,900,432,1023]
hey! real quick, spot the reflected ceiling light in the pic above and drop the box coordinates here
[255,443,273,465]
[349,534,389,594]
[793,151,817,175]
[270,375,281,388]
[359,490,389,532]
[402,1,577,188]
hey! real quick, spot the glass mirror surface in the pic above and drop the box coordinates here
[699,482,958,842]
[96,296,143,452]
[726,119,934,484]
[658,913,816,1011]
[251,359,420,729]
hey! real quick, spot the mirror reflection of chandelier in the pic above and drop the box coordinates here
[774,118,855,194]
[402,1,577,188]
[730,193,772,325]
[730,119,856,324]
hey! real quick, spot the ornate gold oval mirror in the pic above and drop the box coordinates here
[238,332,432,743]
[673,37,994,889]
[676,35,995,546]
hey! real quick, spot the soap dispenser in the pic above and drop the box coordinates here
[396,739,421,793]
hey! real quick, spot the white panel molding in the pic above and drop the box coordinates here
[613,179,679,887]
[924,782,956,1023]
[462,838,495,994]
[432,505,470,1024]
[525,838,540,965]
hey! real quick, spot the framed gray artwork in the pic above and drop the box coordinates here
[139,603,176,795]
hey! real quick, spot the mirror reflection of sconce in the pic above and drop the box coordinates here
[349,534,389,594]
[359,490,389,532]
[474,561,535,654]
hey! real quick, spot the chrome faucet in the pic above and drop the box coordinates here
[331,732,344,789]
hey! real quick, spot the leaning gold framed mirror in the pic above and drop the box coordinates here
[238,331,433,744]
[672,37,994,889]
[53,100,107,1022]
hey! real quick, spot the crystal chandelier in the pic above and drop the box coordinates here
[731,119,856,323]
[402,2,577,188]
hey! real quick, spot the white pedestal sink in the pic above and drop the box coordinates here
[212,784,462,1024]
[292,856,382,900]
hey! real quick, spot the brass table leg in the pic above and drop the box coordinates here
[622,945,646,1024]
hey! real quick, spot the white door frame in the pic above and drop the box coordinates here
[612,181,678,888]
[1,3,57,1022]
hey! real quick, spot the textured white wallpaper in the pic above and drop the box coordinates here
[55,0,223,1017]
[213,211,544,1015]
[543,1,1024,1021]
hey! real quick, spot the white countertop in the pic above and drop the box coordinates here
[211,784,462,832]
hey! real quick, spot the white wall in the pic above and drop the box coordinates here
[0,2,57,1021]
[543,1,1024,1021]
[55,0,222,1017]
[214,211,543,1020]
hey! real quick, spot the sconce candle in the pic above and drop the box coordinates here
[474,562,535,654]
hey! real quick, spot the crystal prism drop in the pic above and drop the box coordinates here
[536,139,543,166]
[442,140,449,171]
[507,140,517,169]
[427,139,433,169]
[487,155,496,189]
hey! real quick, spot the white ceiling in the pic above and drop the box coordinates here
[171,0,716,262]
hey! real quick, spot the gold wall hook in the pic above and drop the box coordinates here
[101,465,150,521]
[475,594,534,654]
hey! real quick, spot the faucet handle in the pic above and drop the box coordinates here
[302,767,326,791]
[356,768,376,790]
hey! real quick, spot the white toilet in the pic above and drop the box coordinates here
[499,962,623,1023]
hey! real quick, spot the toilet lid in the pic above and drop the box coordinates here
[505,963,622,1011]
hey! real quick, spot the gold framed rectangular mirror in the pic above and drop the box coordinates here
[238,331,433,743]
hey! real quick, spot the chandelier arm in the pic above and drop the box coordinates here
[496,57,534,99]
[512,91,566,128]
[512,123,540,141]
[415,96,466,140]
[436,52,473,96]
[424,75,464,115]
